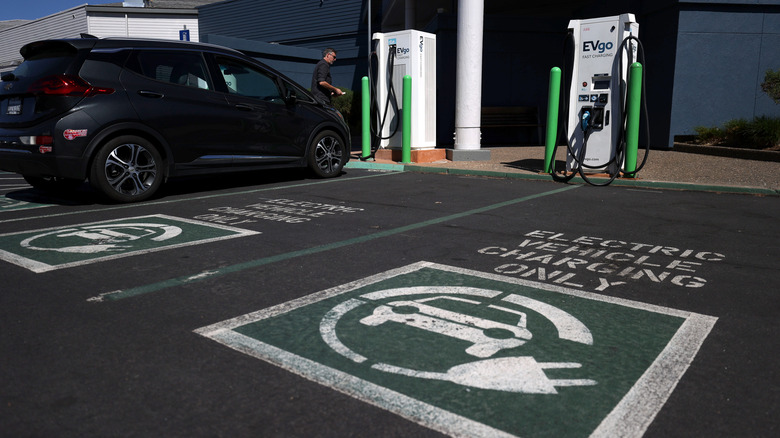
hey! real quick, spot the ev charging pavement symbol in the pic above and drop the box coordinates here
[0,196,51,212]
[0,214,259,273]
[197,261,716,437]
[326,288,597,394]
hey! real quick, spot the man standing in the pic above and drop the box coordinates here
[311,48,343,105]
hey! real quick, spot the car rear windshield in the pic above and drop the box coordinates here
[12,42,79,80]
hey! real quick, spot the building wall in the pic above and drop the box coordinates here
[199,0,369,102]
[431,13,570,145]
[0,6,201,72]
[198,0,364,46]
[636,4,680,150]
[88,13,200,41]
[6,0,777,148]
[0,7,88,70]
[670,3,780,146]
[201,34,323,87]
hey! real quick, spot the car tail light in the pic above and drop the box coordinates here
[20,135,54,146]
[27,75,113,97]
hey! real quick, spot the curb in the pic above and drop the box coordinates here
[345,160,780,196]
[673,142,780,163]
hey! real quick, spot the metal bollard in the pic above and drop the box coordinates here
[624,62,642,178]
[402,75,412,163]
[361,76,370,159]
[544,67,562,174]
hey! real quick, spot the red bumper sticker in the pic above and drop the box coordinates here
[63,129,88,140]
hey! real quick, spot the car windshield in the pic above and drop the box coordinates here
[13,44,78,80]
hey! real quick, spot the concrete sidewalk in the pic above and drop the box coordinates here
[348,144,780,195]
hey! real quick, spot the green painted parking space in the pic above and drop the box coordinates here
[0,214,259,273]
[0,195,52,212]
[198,261,716,437]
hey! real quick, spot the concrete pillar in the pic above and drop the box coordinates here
[451,0,489,160]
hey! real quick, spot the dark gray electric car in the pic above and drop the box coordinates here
[0,36,350,202]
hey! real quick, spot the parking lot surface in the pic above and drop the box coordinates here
[1,167,778,437]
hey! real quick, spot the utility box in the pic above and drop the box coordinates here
[566,14,639,173]
[373,30,436,149]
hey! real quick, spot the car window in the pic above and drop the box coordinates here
[13,42,79,80]
[283,80,315,104]
[130,50,212,90]
[215,56,283,103]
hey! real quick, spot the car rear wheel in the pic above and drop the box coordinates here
[307,130,346,178]
[23,175,83,192]
[90,135,163,203]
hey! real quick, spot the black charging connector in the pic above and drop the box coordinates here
[580,106,605,131]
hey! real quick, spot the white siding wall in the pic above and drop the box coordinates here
[0,8,88,70]
[1,7,200,71]
[87,14,199,42]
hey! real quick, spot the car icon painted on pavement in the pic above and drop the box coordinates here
[359,295,532,358]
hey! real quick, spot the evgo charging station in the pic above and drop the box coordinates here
[546,13,649,186]
[371,30,437,151]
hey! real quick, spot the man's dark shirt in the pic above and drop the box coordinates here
[311,59,332,105]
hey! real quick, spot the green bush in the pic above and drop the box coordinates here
[761,69,780,104]
[332,87,361,132]
[747,115,780,147]
[694,125,723,144]
[694,116,780,149]
[723,118,752,146]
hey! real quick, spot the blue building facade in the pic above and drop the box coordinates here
[198,0,367,90]
[197,0,780,148]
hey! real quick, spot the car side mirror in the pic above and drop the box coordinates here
[285,89,297,105]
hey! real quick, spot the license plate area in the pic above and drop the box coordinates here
[6,97,22,115]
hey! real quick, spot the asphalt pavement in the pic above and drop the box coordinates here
[1,143,778,438]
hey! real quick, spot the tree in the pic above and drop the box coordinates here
[761,69,780,104]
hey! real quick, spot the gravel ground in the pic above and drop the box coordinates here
[368,145,780,192]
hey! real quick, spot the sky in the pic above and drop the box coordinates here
[0,1,102,22]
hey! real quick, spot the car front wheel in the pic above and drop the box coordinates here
[90,135,163,202]
[307,130,346,178]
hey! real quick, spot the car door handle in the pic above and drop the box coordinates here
[137,90,164,98]
[235,103,254,111]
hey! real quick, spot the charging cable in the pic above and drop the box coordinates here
[551,31,650,186]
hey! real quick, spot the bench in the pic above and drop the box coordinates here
[481,106,542,144]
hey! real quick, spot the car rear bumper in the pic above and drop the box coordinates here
[0,143,85,180]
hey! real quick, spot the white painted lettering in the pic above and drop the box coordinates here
[572,236,602,246]
[481,230,725,292]
[666,259,702,272]
[586,263,618,274]
[595,278,626,291]
[552,257,589,269]
[478,247,507,255]
[695,252,725,262]
[605,252,633,262]
[495,263,528,274]
[671,275,707,288]
[634,255,661,267]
